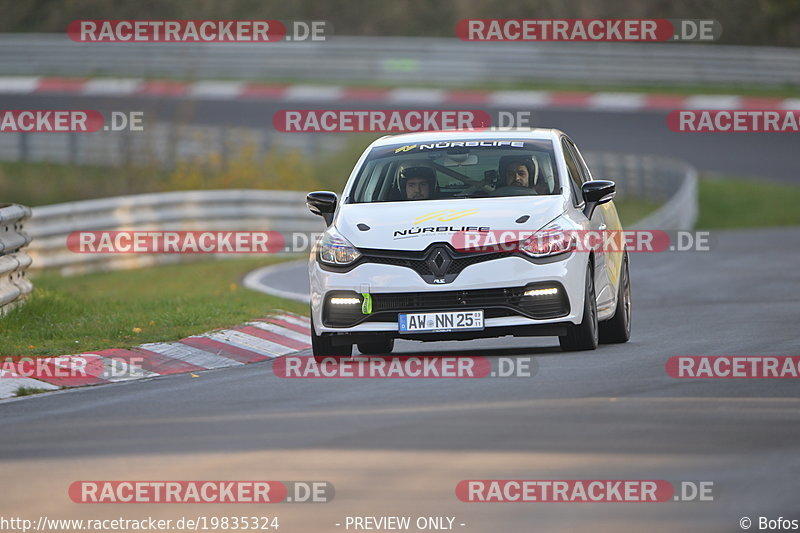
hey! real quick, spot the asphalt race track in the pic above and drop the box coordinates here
[1,227,799,532]
[1,93,799,533]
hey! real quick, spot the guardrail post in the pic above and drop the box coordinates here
[0,203,34,315]
[19,132,29,162]
[68,132,78,165]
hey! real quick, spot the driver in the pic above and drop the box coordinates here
[399,166,438,200]
[498,156,549,194]
[503,159,531,187]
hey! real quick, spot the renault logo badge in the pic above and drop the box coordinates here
[426,247,452,277]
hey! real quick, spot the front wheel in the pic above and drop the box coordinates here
[559,262,599,351]
[311,311,352,363]
[599,253,631,344]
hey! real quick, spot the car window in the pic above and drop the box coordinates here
[561,138,584,206]
[347,140,560,203]
[565,138,593,182]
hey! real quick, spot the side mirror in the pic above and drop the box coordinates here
[307,191,338,226]
[581,180,615,219]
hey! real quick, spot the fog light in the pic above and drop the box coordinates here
[524,287,558,297]
[330,297,361,305]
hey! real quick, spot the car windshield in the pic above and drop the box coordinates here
[347,139,560,203]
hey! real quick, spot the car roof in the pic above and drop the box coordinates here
[371,128,564,147]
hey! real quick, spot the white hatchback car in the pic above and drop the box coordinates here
[307,129,631,358]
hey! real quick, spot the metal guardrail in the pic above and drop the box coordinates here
[1,34,799,86]
[585,152,698,230]
[627,160,698,231]
[0,204,33,314]
[25,152,697,274]
[26,190,323,274]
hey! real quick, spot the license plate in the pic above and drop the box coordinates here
[398,310,484,333]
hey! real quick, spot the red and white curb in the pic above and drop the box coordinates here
[2,76,798,112]
[0,312,311,400]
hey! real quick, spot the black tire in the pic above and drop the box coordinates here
[559,261,599,351]
[599,253,632,344]
[357,337,395,355]
[311,312,352,363]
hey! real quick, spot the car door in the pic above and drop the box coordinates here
[561,137,613,309]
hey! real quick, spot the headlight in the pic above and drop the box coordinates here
[317,229,362,266]
[518,221,577,258]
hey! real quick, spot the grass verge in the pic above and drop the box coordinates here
[13,386,55,397]
[0,134,378,206]
[0,161,170,207]
[0,257,307,357]
[697,176,800,229]
[613,198,660,227]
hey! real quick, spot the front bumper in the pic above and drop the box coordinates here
[310,253,587,337]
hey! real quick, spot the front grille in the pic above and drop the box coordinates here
[367,255,434,276]
[359,244,509,282]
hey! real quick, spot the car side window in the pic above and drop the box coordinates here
[561,138,584,206]
[565,138,593,183]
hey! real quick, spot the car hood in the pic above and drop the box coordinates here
[334,196,567,251]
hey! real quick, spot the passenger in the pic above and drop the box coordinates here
[399,166,438,200]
